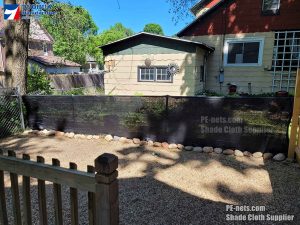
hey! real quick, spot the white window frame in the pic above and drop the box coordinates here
[224,37,265,67]
[138,66,172,83]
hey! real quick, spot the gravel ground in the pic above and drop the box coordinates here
[0,135,300,225]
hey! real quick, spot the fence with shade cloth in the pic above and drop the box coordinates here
[23,95,293,154]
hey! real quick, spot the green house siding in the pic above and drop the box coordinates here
[103,36,197,56]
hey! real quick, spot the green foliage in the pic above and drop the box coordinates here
[61,88,85,96]
[40,3,98,64]
[98,23,134,46]
[143,23,164,35]
[27,65,52,94]
[123,112,146,128]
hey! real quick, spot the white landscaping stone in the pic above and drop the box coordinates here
[203,146,213,153]
[184,146,193,151]
[223,149,234,155]
[177,144,184,150]
[153,142,162,147]
[133,138,141,144]
[253,152,263,158]
[148,140,154,146]
[113,136,120,141]
[74,134,81,139]
[214,148,223,154]
[234,150,244,157]
[168,144,178,149]
[87,135,93,140]
[273,153,286,161]
[105,135,113,142]
[119,137,127,143]
[193,147,203,152]
[68,132,75,138]
[243,151,252,157]
[92,135,100,139]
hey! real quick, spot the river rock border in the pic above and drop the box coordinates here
[23,129,288,162]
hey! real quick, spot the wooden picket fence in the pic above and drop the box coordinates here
[288,69,300,163]
[0,150,119,225]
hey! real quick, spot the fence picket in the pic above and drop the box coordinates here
[8,151,22,225]
[70,163,79,225]
[87,165,96,225]
[0,149,8,225]
[22,154,32,225]
[52,159,63,225]
[37,156,48,225]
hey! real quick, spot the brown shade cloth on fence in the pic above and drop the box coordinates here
[23,95,293,154]
[49,73,104,90]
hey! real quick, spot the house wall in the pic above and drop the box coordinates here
[29,40,54,56]
[104,50,205,96]
[28,60,80,74]
[179,0,300,36]
[183,32,275,94]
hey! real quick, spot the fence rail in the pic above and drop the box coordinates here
[0,150,119,225]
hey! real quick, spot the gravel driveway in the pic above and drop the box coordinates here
[0,135,300,225]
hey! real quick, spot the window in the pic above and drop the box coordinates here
[262,0,280,14]
[224,38,264,66]
[43,43,48,56]
[138,67,172,82]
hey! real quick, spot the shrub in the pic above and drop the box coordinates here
[27,65,53,94]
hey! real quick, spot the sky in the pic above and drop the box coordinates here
[65,0,194,36]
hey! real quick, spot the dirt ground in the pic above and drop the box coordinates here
[1,135,300,225]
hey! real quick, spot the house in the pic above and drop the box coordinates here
[101,0,300,96]
[177,0,300,94]
[27,18,81,74]
[100,32,214,96]
[0,14,81,77]
[81,55,101,74]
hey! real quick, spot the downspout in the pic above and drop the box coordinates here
[219,0,229,93]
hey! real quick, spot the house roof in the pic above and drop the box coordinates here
[0,9,54,43]
[100,32,215,53]
[29,55,81,67]
[177,0,226,37]
[29,18,54,43]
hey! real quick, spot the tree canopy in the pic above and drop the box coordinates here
[143,23,164,35]
[166,0,198,24]
[87,23,134,66]
[40,3,98,65]
[40,3,134,67]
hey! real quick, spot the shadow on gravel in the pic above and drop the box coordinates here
[117,145,300,225]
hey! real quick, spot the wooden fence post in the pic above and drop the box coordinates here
[288,69,300,159]
[94,153,119,225]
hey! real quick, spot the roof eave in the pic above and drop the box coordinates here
[177,0,225,37]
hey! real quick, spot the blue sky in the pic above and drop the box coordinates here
[66,0,194,36]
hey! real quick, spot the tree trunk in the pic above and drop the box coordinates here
[4,0,32,95]
[4,0,16,89]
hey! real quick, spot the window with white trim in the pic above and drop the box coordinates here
[262,0,280,14]
[224,38,264,66]
[138,67,172,82]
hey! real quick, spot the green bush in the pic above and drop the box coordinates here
[27,65,53,94]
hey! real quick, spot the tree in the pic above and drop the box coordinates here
[88,23,134,67]
[40,3,98,65]
[4,0,34,95]
[166,0,198,24]
[143,23,164,35]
